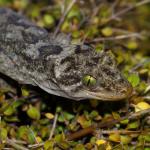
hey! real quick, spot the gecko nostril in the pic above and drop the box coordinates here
[121,89,127,93]
[120,84,133,97]
[120,88,128,94]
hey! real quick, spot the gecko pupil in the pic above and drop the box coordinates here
[82,75,96,87]
[87,78,91,86]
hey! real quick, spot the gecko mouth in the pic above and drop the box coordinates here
[84,84,133,101]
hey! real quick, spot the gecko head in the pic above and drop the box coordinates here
[53,44,132,101]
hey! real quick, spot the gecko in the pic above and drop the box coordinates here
[0,8,132,101]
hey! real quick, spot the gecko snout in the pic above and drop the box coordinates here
[120,83,133,98]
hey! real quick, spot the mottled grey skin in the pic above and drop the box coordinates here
[0,8,132,100]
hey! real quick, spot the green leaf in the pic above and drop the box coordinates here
[120,119,129,125]
[0,0,13,5]
[63,111,74,121]
[27,105,40,120]
[43,14,55,27]
[127,40,138,50]
[138,134,150,142]
[21,87,30,97]
[0,128,7,140]
[4,116,19,122]
[67,6,81,20]
[41,127,49,138]
[109,133,120,142]
[58,141,70,149]
[3,106,14,116]
[17,126,29,141]
[95,44,104,52]
[44,140,55,150]
[128,73,140,87]
[101,27,113,36]
[72,30,80,38]
[54,133,65,143]
[127,121,139,129]
[12,99,25,109]
[74,144,86,150]
[27,126,37,144]
[89,110,99,118]
[120,135,132,144]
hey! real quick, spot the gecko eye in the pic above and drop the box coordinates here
[82,75,96,87]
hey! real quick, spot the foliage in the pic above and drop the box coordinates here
[0,0,150,149]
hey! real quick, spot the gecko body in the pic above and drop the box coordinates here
[0,8,132,100]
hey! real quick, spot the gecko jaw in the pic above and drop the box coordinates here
[83,84,133,101]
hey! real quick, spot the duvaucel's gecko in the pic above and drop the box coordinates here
[0,8,132,100]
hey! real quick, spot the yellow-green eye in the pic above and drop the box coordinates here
[82,75,96,87]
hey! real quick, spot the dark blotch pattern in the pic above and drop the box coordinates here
[0,47,3,51]
[7,13,21,24]
[75,44,92,54]
[75,45,82,54]
[22,31,39,44]
[39,45,63,58]
[0,8,7,14]
[60,56,74,64]
[57,75,80,86]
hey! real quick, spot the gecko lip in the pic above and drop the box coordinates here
[85,84,133,101]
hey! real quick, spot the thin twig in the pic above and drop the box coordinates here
[28,112,59,148]
[53,0,77,37]
[101,129,142,135]
[6,138,29,150]
[145,143,150,146]
[143,96,150,100]
[109,0,150,22]
[90,4,101,19]
[91,33,142,43]
[10,138,27,145]
[2,148,13,150]
[128,108,150,119]
[111,0,119,15]
[130,58,150,72]
[66,108,150,140]
[49,112,58,140]
[28,143,44,149]
[27,126,39,144]
[40,6,53,12]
